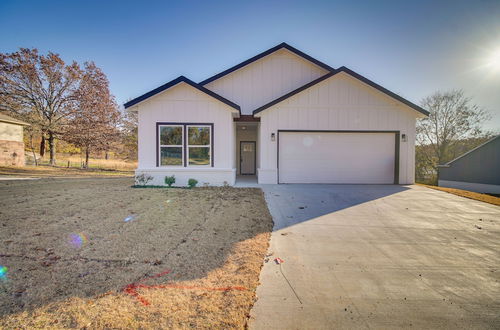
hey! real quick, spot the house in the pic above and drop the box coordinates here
[125,43,429,186]
[438,135,500,194]
[0,113,29,166]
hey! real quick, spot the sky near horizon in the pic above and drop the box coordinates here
[1,0,499,131]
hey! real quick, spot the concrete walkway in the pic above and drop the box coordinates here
[249,184,500,329]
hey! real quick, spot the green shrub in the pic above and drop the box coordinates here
[187,178,198,188]
[164,175,176,187]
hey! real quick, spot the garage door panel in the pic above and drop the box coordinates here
[279,132,395,184]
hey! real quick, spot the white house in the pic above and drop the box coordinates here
[125,43,428,186]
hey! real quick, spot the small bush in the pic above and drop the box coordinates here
[164,175,176,187]
[187,178,198,189]
[135,173,153,186]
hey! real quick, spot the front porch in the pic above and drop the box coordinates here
[235,121,259,181]
[234,175,259,187]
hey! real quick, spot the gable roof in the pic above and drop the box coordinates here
[123,76,241,112]
[199,42,335,86]
[253,66,429,116]
[0,113,30,126]
[439,135,500,167]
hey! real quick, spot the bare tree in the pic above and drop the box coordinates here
[0,48,81,165]
[416,90,491,182]
[63,62,121,167]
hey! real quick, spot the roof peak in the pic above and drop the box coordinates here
[123,75,240,112]
[199,42,335,86]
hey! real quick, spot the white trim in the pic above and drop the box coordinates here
[438,180,500,194]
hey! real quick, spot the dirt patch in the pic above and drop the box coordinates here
[0,178,273,328]
[419,184,500,206]
[0,165,133,178]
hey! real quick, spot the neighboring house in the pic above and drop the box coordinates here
[438,135,500,194]
[125,43,429,186]
[0,113,29,166]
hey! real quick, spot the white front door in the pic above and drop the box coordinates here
[240,141,256,175]
[278,132,397,184]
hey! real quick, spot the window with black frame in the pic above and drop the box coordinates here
[158,124,212,167]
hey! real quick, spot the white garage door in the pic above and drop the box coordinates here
[279,132,396,184]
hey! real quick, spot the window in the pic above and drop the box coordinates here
[159,125,183,166]
[157,123,212,167]
[188,126,211,166]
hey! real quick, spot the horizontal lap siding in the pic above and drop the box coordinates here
[204,49,329,115]
[259,73,417,184]
[136,83,235,169]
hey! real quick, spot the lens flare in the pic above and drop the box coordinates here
[0,266,7,280]
[69,233,88,248]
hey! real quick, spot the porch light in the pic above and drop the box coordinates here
[271,133,276,141]
[241,126,247,130]
[401,134,407,142]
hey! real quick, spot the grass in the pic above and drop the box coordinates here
[0,165,134,177]
[419,184,500,206]
[29,154,138,171]
[0,177,273,328]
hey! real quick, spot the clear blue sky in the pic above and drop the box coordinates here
[1,0,499,130]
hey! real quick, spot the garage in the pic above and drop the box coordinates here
[278,131,398,184]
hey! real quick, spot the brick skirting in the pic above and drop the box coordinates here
[0,139,25,166]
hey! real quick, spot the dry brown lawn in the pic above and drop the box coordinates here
[0,178,273,329]
[419,184,500,206]
[0,165,133,178]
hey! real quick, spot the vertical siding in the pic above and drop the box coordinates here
[204,49,329,115]
[259,73,419,184]
[136,83,235,169]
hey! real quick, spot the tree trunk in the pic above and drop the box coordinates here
[30,134,38,166]
[85,148,90,168]
[40,136,45,158]
[105,151,109,160]
[48,132,56,166]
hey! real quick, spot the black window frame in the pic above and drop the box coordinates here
[156,122,214,167]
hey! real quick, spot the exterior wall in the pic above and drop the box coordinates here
[0,140,25,166]
[0,122,24,141]
[204,49,329,115]
[134,82,237,186]
[438,136,500,186]
[438,180,500,195]
[0,122,25,166]
[257,73,419,184]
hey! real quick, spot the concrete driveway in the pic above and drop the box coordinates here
[249,185,500,329]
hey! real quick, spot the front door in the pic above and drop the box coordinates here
[240,141,256,175]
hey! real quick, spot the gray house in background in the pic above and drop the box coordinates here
[438,135,500,194]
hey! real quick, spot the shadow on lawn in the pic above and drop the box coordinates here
[0,177,408,318]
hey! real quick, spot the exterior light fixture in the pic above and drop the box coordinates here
[241,126,247,130]
[271,133,276,141]
[401,134,407,142]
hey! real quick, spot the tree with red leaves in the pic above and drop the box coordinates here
[0,48,81,165]
[63,62,121,168]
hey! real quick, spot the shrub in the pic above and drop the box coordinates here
[187,178,198,188]
[164,175,176,187]
[135,173,153,186]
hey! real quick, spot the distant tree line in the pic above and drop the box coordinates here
[0,48,137,167]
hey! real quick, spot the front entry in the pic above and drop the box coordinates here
[240,141,256,175]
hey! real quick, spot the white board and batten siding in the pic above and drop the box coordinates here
[257,73,422,185]
[204,49,329,115]
[132,82,237,186]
